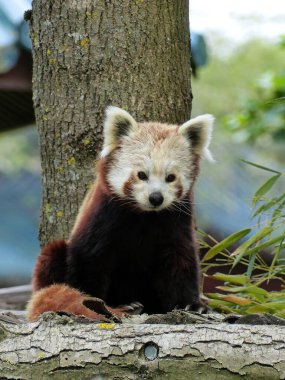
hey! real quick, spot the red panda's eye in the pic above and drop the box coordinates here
[138,171,148,181]
[166,174,176,183]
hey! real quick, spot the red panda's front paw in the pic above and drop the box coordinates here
[109,301,144,317]
[184,301,209,314]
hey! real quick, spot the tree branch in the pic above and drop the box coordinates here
[0,312,284,379]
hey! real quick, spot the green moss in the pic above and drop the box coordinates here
[45,203,52,215]
[86,10,97,19]
[56,211,64,218]
[68,156,76,166]
[82,138,90,145]
[80,38,90,49]
[0,327,7,343]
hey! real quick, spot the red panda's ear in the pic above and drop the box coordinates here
[101,106,138,157]
[179,114,215,162]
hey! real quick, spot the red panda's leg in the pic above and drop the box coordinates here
[32,240,67,291]
[83,298,143,318]
[105,302,144,317]
[155,245,207,313]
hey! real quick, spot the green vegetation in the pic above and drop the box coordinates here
[202,162,285,316]
[0,126,39,175]
[192,36,285,118]
[193,36,285,316]
[223,36,285,164]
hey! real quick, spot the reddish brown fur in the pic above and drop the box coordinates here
[141,122,178,140]
[123,174,135,197]
[27,284,131,322]
[69,181,106,239]
[190,153,201,183]
[27,284,108,322]
[96,158,112,194]
[32,240,67,292]
[175,182,183,199]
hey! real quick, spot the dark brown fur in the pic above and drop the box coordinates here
[29,112,211,320]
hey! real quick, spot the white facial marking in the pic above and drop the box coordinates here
[106,122,194,211]
[101,109,214,212]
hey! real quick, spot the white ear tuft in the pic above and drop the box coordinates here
[100,106,138,157]
[179,114,215,162]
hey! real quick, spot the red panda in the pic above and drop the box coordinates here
[27,106,214,322]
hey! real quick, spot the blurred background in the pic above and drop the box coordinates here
[0,0,284,286]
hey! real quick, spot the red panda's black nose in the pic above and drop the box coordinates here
[149,192,164,207]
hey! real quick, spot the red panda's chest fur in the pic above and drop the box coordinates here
[66,191,196,314]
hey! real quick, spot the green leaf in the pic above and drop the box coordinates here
[252,174,281,207]
[207,273,249,285]
[206,299,237,314]
[206,293,227,300]
[244,286,268,297]
[272,199,285,222]
[203,228,252,261]
[245,233,285,256]
[223,295,253,306]
[247,252,256,279]
[275,310,285,319]
[241,159,282,174]
[232,226,274,267]
[247,301,285,313]
[216,285,268,302]
[251,192,285,218]
[267,237,285,281]
[246,304,274,313]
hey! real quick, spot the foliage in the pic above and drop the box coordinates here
[0,126,39,175]
[223,36,285,148]
[192,37,285,118]
[202,161,285,316]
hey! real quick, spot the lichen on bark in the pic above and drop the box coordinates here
[0,313,284,379]
[30,0,192,246]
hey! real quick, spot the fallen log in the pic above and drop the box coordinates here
[0,311,285,379]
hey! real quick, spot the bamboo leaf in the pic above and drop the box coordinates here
[271,199,285,222]
[276,310,285,318]
[245,233,285,257]
[206,299,237,314]
[241,159,282,174]
[252,174,281,207]
[207,273,248,285]
[267,237,285,281]
[231,226,274,268]
[205,293,227,300]
[223,295,253,306]
[246,304,274,313]
[246,252,256,279]
[215,285,268,302]
[203,228,251,261]
[251,192,285,218]
[247,301,285,313]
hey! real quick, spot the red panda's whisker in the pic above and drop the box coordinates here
[172,201,192,217]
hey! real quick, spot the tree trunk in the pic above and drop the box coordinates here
[30,0,192,246]
[0,313,284,379]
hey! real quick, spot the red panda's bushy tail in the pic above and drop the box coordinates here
[32,240,68,292]
[27,284,135,322]
[27,284,111,322]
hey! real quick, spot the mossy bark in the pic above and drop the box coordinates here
[0,314,284,379]
[30,0,192,246]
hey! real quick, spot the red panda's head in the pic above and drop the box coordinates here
[100,107,214,212]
